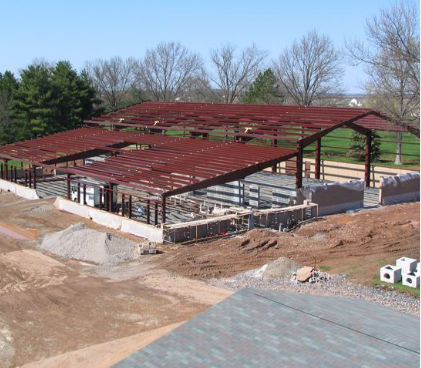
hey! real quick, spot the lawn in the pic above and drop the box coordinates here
[166,127,419,169]
[303,128,420,168]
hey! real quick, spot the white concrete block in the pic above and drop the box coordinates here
[380,265,402,284]
[402,273,420,288]
[396,257,417,275]
[416,262,420,276]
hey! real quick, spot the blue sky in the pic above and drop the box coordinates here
[0,0,408,93]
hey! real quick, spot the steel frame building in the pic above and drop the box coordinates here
[0,102,417,225]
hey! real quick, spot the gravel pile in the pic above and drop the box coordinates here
[210,261,420,316]
[39,223,140,266]
[244,257,300,279]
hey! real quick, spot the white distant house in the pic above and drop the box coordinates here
[349,97,363,107]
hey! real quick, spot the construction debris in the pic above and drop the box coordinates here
[140,242,157,255]
[296,266,314,282]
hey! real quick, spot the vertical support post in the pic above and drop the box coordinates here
[66,173,71,199]
[32,165,37,189]
[365,131,372,188]
[161,196,166,225]
[154,202,158,225]
[77,183,81,204]
[271,133,278,173]
[315,138,321,180]
[0,162,3,179]
[128,195,132,219]
[4,160,9,181]
[146,200,150,224]
[296,142,303,189]
[24,170,28,187]
[99,188,103,209]
[83,184,86,205]
[29,170,32,188]
[108,184,113,212]
[14,166,17,183]
[122,194,125,216]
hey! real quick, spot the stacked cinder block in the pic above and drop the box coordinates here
[380,257,420,288]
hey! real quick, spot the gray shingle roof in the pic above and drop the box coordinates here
[113,289,420,368]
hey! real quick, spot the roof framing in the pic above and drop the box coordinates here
[0,101,418,198]
[0,127,295,197]
[85,102,419,143]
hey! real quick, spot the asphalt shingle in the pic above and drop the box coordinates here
[113,289,420,368]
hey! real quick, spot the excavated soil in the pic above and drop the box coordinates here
[0,193,231,368]
[0,191,419,367]
[162,202,420,285]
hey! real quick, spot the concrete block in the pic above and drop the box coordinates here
[396,257,417,275]
[415,262,420,276]
[380,265,402,284]
[402,273,420,288]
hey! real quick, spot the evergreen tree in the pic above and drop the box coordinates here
[51,61,99,131]
[243,68,284,104]
[348,131,381,162]
[12,61,100,140]
[0,71,19,144]
[13,64,55,139]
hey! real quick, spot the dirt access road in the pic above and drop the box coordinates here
[162,202,420,286]
[0,193,231,368]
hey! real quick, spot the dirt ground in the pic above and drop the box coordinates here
[0,193,232,368]
[161,202,420,285]
[0,191,419,367]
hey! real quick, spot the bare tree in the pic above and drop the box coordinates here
[346,1,420,164]
[135,42,203,101]
[85,56,136,110]
[273,30,343,106]
[207,44,268,103]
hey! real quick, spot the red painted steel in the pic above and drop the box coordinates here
[0,128,295,196]
[85,101,409,140]
[0,101,416,196]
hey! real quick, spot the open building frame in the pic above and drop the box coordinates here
[0,102,418,227]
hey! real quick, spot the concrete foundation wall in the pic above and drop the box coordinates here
[54,197,163,242]
[163,203,318,243]
[379,172,420,205]
[297,180,364,216]
[274,159,416,187]
[0,179,40,200]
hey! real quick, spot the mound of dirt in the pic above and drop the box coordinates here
[161,203,420,283]
[39,223,140,265]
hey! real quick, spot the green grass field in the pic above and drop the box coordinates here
[165,127,419,169]
[305,129,420,168]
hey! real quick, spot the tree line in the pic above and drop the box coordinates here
[0,1,419,154]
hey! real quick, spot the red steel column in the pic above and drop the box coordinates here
[66,173,71,199]
[161,197,166,224]
[315,138,321,180]
[4,160,8,181]
[365,131,372,187]
[296,142,303,188]
[108,184,113,212]
[32,165,37,189]
[146,200,150,224]
[272,133,278,173]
